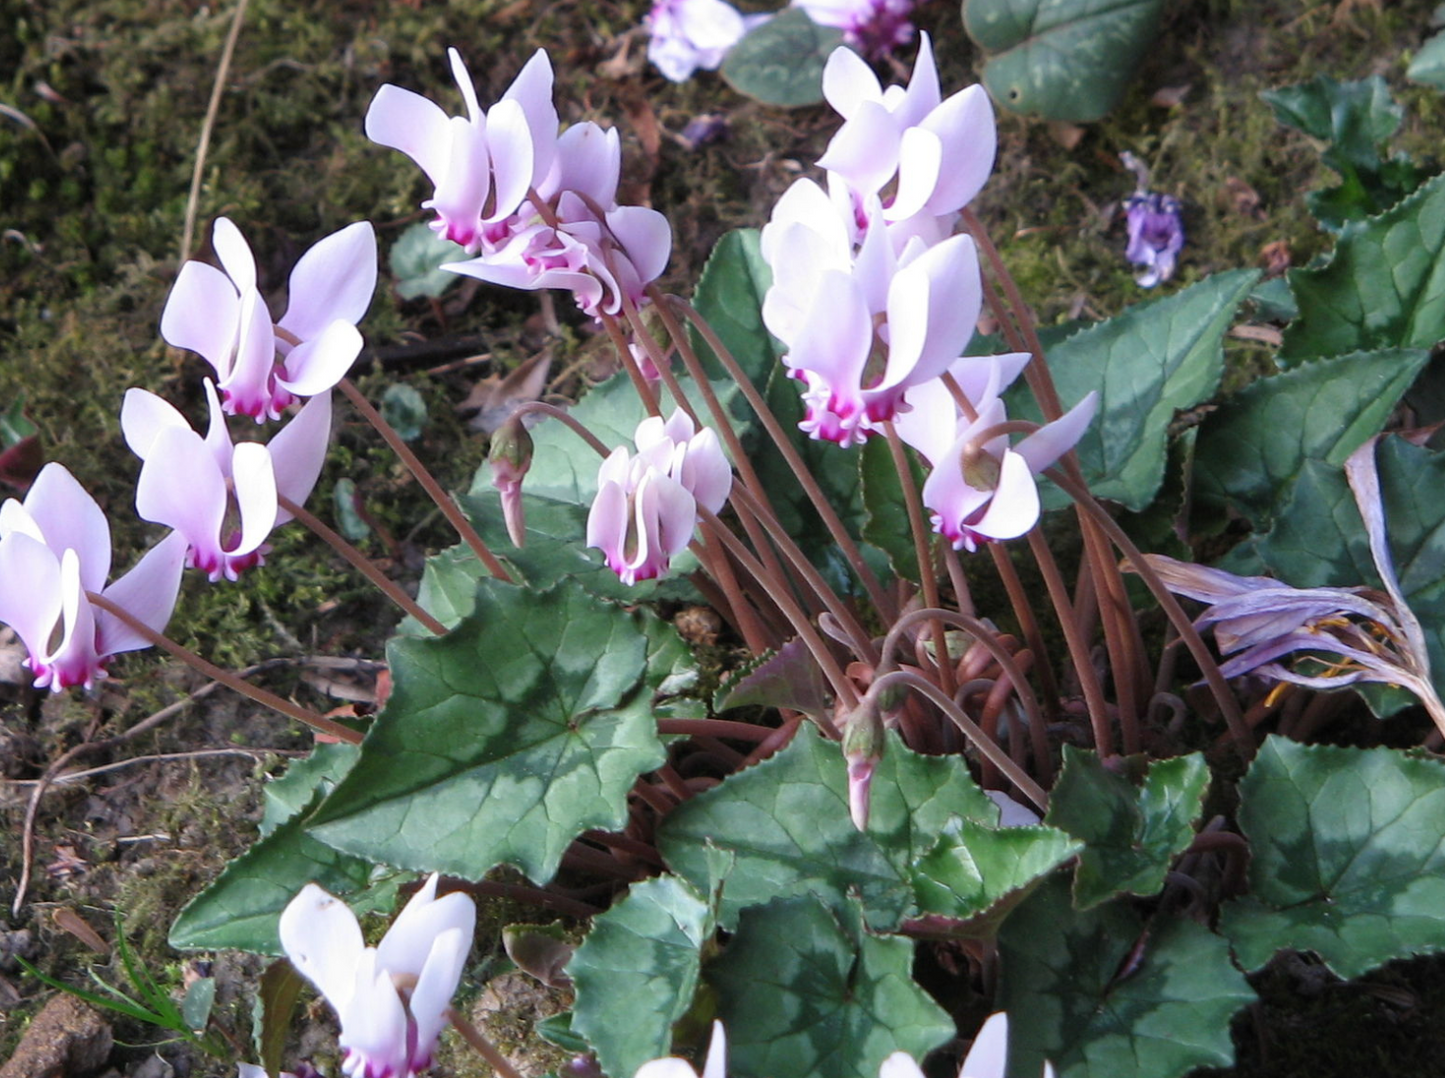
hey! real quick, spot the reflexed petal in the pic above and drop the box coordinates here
[430,115,493,245]
[97,531,188,656]
[448,47,484,125]
[120,388,190,461]
[0,531,63,674]
[211,217,258,294]
[21,463,112,593]
[222,287,283,419]
[485,98,538,224]
[50,549,100,690]
[279,221,378,339]
[681,429,732,514]
[279,882,365,1006]
[228,442,279,557]
[894,31,941,127]
[376,874,476,980]
[885,126,942,222]
[879,234,980,391]
[970,450,1040,541]
[1015,390,1097,473]
[893,378,959,465]
[821,45,882,119]
[960,1011,1009,1078]
[921,85,996,215]
[636,1061,706,1078]
[816,100,903,197]
[607,205,673,286]
[783,269,871,388]
[406,925,472,1067]
[677,0,747,48]
[586,478,629,561]
[133,427,227,565]
[552,123,621,207]
[336,952,409,1078]
[364,84,455,185]
[501,49,560,186]
[160,261,240,368]
[278,322,363,397]
[269,391,334,522]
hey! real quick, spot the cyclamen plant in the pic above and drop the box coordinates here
[11,30,1445,1078]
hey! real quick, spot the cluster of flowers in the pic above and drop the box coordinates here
[367,49,670,321]
[645,0,919,83]
[758,36,1096,550]
[0,218,374,689]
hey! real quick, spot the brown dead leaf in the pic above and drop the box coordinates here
[1223,176,1263,218]
[1047,121,1086,150]
[458,351,553,434]
[1228,324,1284,347]
[1259,239,1292,277]
[52,907,109,955]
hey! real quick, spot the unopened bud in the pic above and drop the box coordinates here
[629,307,673,382]
[842,698,887,831]
[490,418,534,547]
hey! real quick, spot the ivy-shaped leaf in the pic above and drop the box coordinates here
[1011,269,1260,511]
[708,896,953,1078]
[389,220,465,301]
[1192,348,1431,527]
[999,876,1254,1078]
[1281,173,1445,364]
[570,876,717,1078]
[721,9,842,107]
[1221,737,1445,978]
[963,0,1168,122]
[658,728,997,929]
[305,577,666,882]
[911,820,1080,923]
[1044,748,1208,909]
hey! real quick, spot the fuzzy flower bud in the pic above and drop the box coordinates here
[842,696,886,830]
[490,417,535,547]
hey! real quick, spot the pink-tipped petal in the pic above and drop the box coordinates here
[134,426,228,568]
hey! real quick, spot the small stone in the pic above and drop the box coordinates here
[0,994,113,1078]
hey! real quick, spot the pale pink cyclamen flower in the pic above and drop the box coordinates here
[894,356,1097,551]
[162,217,376,422]
[646,0,749,82]
[816,34,996,229]
[281,875,475,1078]
[0,463,187,691]
[587,411,732,586]
[761,177,986,446]
[367,48,671,320]
[793,0,916,59]
[121,382,332,582]
[634,1022,727,1078]
[366,48,558,252]
[881,1013,1055,1078]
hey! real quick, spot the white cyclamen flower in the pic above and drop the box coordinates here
[280,874,476,1078]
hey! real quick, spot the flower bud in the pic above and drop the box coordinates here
[490,417,534,547]
[842,697,887,831]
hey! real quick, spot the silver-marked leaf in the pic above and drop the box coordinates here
[389,220,466,300]
[911,820,1080,922]
[1280,173,1445,364]
[1011,269,1260,511]
[1192,348,1430,526]
[1044,748,1208,909]
[999,876,1254,1078]
[570,876,716,1078]
[708,896,953,1078]
[1221,737,1445,978]
[658,728,996,929]
[306,577,666,882]
[721,9,842,107]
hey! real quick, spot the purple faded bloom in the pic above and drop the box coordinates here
[162,218,375,421]
[793,0,915,58]
[1123,193,1184,288]
[0,463,187,691]
[646,0,748,82]
[587,411,731,586]
[1139,439,1445,729]
[894,357,1097,551]
[121,382,332,582]
[281,874,475,1078]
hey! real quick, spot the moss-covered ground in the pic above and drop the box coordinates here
[2,0,1443,1074]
